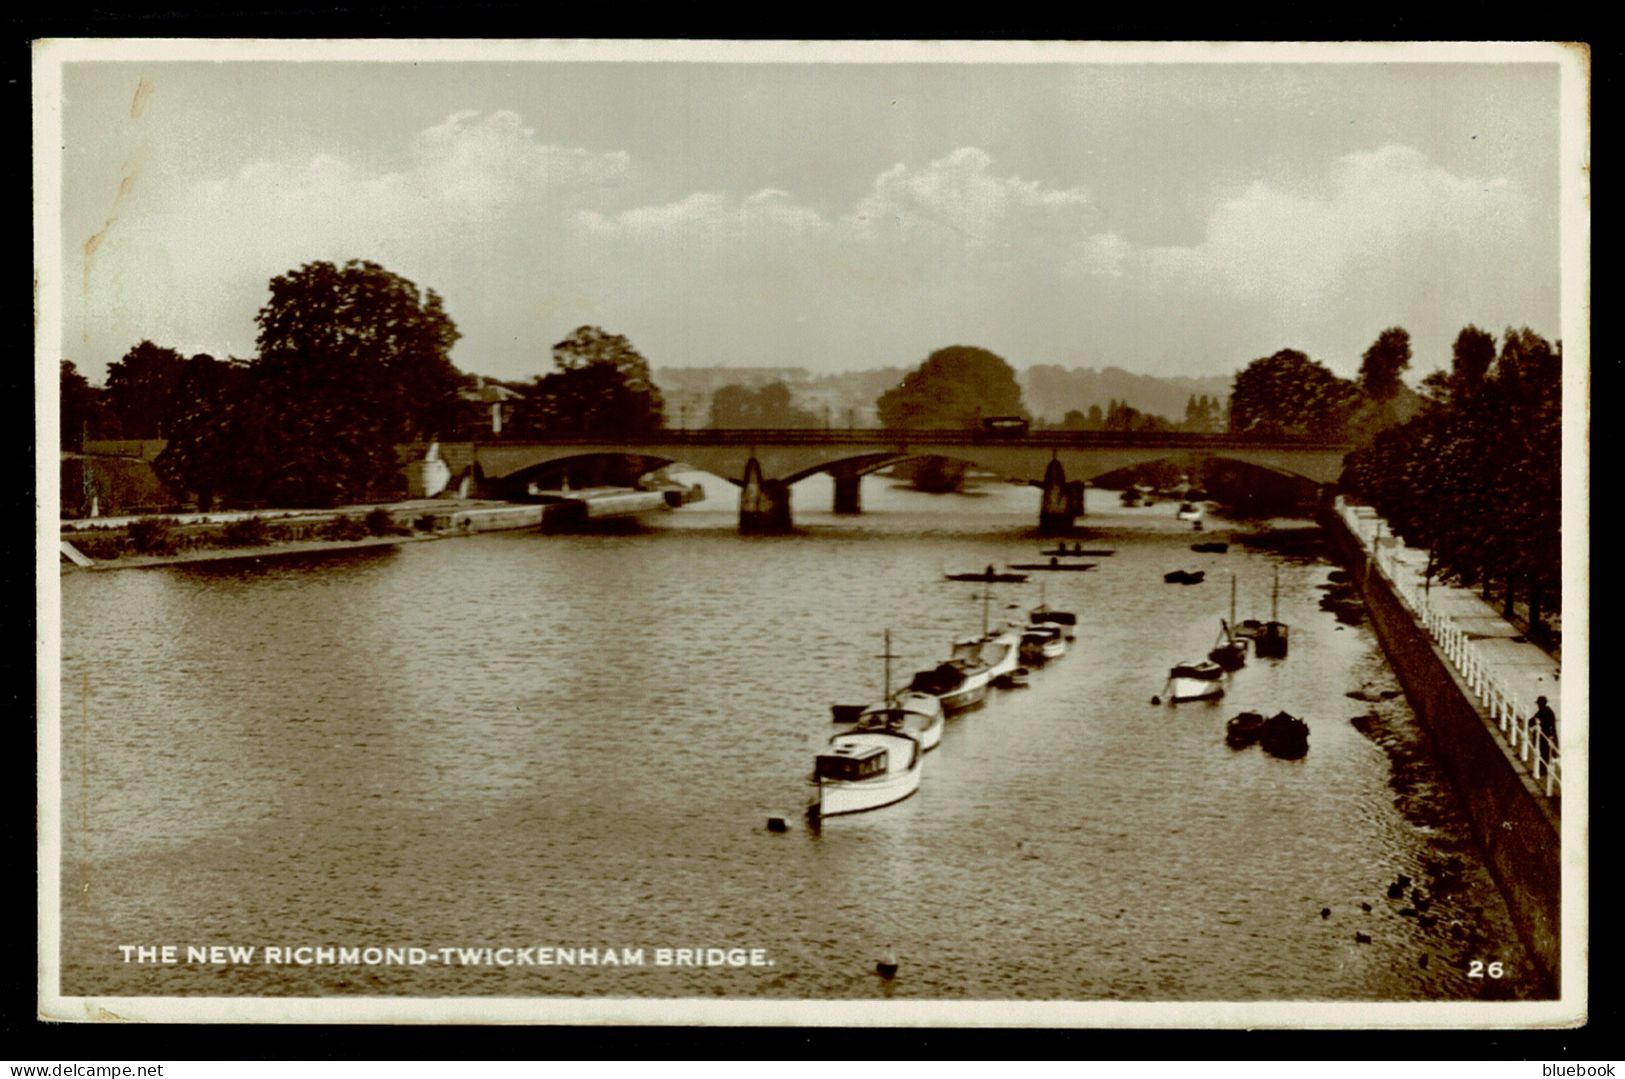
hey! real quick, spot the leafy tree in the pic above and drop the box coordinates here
[1230,349,1365,438]
[1449,325,1497,402]
[876,345,1026,429]
[708,381,820,428]
[105,340,188,439]
[152,354,250,510]
[524,326,664,435]
[1358,327,1412,403]
[1057,409,1089,430]
[1341,325,1562,640]
[241,260,464,505]
[60,361,116,449]
[1104,400,1140,432]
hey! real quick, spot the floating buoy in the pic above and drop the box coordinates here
[1399,907,1417,918]
[1419,954,1429,969]
[1320,908,1331,919]
[1397,874,1411,888]
[1355,932,1372,944]
[1150,695,1161,705]
[766,816,789,833]
[1386,882,1404,899]
[1360,902,1372,913]
[876,954,899,979]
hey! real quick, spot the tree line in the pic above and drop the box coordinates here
[1339,326,1562,638]
[62,261,667,509]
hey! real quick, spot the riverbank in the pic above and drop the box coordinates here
[59,499,550,572]
[62,531,446,571]
[1322,497,1562,995]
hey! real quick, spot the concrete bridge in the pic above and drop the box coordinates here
[427,430,1354,534]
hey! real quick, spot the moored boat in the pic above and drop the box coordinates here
[992,667,1030,689]
[851,691,945,753]
[1258,712,1310,758]
[1166,659,1226,702]
[1007,560,1097,572]
[1226,711,1265,748]
[1029,581,1078,640]
[1164,569,1206,585]
[1251,568,1290,659]
[1019,625,1068,666]
[1177,501,1204,522]
[832,631,945,752]
[909,638,992,713]
[946,570,1029,583]
[814,727,923,817]
[1207,578,1248,671]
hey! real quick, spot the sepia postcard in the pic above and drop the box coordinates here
[34,38,1589,1027]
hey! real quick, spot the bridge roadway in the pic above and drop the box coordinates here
[432,429,1354,534]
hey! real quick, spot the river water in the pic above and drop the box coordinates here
[56,474,1537,1001]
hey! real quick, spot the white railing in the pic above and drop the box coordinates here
[1341,502,1560,799]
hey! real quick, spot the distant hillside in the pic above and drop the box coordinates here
[655,364,1232,428]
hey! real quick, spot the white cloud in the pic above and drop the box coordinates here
[71,111,632,367]
[1142,144,1531,304]
[577,187,824,236]
[849,146,1092,244]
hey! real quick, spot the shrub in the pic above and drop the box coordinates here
[72,533,127,560]
[363,508,403,536]
[127,517,180,555]
[319,515,369,541]
[222,517,271,547]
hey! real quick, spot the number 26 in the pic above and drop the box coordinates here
[1468,960,1504,979]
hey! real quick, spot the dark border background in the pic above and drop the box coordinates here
[9,11,1609,1059]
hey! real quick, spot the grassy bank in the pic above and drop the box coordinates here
[62,507,439,569]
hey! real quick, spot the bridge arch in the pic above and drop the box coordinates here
[490,452,679,498]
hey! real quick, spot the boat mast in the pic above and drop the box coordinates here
[880,629,896,699]
[1271,567,1280,622]
[983,580,991,637]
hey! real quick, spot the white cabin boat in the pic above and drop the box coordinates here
[852,690,945,753]
[980,630,1021,680]
[906,635,995,713]
[814,728,923,817]
[1166,660,1226,702]
[1020,625,1068,665]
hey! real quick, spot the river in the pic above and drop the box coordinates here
[56,473,1536,1001]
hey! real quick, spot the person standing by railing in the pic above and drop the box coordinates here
[1532,695,1557,771]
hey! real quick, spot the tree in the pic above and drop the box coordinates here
[152,354,250,510]
[708,381,820,428]
[105,340,188,439]
[1341,324,1562,640]
[60,361,116,450]
[524,326,664,436]
[1449,325,1497,402]
[238,260,465,505]
[877,346,1026,429]
[1230,349,1365,438]
[1358,327,1412,403]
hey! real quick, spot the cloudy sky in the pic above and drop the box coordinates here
[47,43,1573,385]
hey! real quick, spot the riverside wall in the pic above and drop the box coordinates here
[1320,507,1561,993]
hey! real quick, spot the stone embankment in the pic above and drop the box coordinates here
[1322,498,1565,995]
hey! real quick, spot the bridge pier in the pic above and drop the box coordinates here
[832,466,862,515]
[1065,480,1086,519]
[1038,459,1073,535]
[739,457,794,534]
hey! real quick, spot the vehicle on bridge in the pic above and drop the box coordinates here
[980,415,1030,436]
